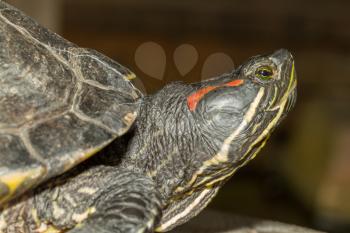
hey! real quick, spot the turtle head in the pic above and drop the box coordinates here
[156,49,297,231]
[188,49,297,169]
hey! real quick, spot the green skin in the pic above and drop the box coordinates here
[0,49,296,233]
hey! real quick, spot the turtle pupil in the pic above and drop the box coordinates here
[260,70,271,76]
[256,66,274,80]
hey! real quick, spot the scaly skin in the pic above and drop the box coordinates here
[0,82,198,233]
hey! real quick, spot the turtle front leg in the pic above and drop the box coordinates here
[66,171,162,233]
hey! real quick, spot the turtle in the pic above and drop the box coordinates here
[0,1,297,233]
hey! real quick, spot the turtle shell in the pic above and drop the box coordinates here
[0,2,141,205]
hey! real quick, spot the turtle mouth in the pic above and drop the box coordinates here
[269,60,297,112]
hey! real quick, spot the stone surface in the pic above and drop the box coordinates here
[170,210,326,233]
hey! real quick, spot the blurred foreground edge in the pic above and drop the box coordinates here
[170,210,326,233]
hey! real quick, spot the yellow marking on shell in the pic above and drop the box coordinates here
[0,167,44,204]
[125,73,137,81]
[123,112,137,126]
[72,207,96,223]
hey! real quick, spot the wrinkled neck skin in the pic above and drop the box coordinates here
[121,82,218,200]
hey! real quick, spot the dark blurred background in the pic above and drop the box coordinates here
[6,0,350,232]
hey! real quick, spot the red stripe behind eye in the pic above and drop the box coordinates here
[187,79,244,111]
[187,86,218,111]
[224,79,244,87]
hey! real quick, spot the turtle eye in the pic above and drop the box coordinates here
[255,66,274,81]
